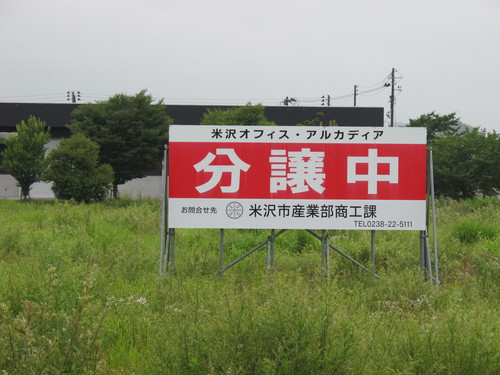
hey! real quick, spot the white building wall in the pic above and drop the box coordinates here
[117,176,163,199]
[0,139,163,200]
[0,175,163,200]
[0,174,19,199]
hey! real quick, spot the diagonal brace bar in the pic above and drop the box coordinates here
[306,230,380,279]
[223,229,286,272]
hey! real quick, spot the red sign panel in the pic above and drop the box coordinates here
[170,142,426,200]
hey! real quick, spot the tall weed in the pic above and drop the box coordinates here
[453,219,497,243]
[0,198,498,374]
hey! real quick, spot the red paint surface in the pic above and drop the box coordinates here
[169,142,426,200]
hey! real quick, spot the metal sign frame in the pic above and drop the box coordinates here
[159,126,439,284]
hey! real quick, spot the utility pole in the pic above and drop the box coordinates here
[67,91,81,103]
[390,68,395,126]
[353,85,358,107]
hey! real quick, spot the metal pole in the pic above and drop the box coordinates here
[420,230,426,275]
[159,222,165,276]
[266,235,271,269]
[306,230,380,278]
[424,230,433,281]
[224,238,269,271]
[219,229,224,276]
[422,147,432,279]
[321,230,326,272]
[271,229,275,269]
[371,230,376,275]
[163,229,171,273]
[428,148,440,285]
[325,233,331,278]
[158,145,168,276]
[223,229,286,272]
[170,228,176,275]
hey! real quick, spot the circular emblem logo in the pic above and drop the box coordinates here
[226,201,244,219]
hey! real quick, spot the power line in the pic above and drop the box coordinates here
[0,93,67,102]
[358,86,388,97]
[0,71,401,108]
[357,73,392,90]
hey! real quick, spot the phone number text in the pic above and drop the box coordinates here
[354,220,413,228]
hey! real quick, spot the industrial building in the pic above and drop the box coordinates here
[0,103,383,199]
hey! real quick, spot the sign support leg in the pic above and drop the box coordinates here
[325,233,331,278]
[321,230,326,275]
[424,147,439,285]
[219,229,225,276]
[371,230,376,276]
[158,145,168,276]
[266,234,271,269]
[266,230,276,274]
[320,230,330,278]
[420,230,426,276]
[428,148,440,285]
[424,230,433,281]
[159,231,166,276]
[307,230,380,278]
[159,224,166,275]
[161,230,170,274]
[222,230,287,273]
[169,228,176,275]
[271,229,276,271]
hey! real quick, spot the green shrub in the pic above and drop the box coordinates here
[44,134,114,203]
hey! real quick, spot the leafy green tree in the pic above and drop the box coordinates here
[297,112,339,126]
[432,129,500,199]
[201,103,274,125]
[407,112,500,199]
[69,90,171,197]
[0,116,50,199]
[43,134,114,203]
[407,112,461,143]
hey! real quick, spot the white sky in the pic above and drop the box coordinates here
[1,0,499,131]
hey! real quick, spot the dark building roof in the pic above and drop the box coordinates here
[0,103,77,137]
[0,103,384,138]
[167,105,384,127]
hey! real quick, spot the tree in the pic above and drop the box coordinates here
[406,111,500,199]
[200,103,274,125]
[407,112,461,143]
[297,112,339,126]
[432,129,500,199]
[0,116,50,199]
[69,90,171,197]
[43,134,114,203]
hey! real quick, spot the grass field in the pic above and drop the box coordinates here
[0,198,499,374]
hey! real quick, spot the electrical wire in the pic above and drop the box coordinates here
[0,70,401,108]
[0,92,65,98]
[0,93,67,101]
[358,86,388,97]
[357,73,392,90]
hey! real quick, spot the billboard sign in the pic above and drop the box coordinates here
[168,125,427,230]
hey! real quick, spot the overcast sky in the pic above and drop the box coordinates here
[1,0,499,131]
